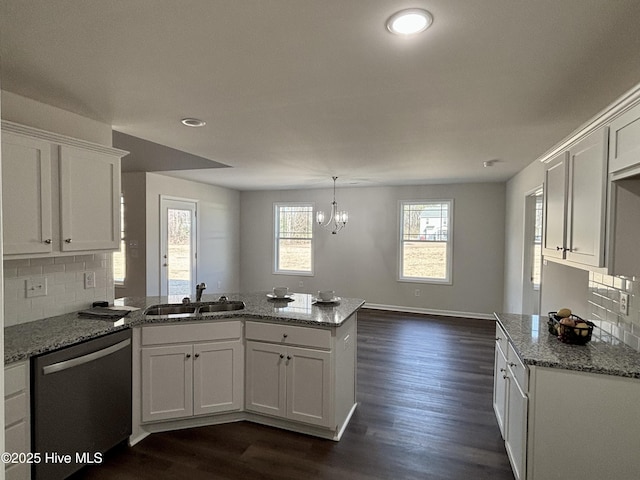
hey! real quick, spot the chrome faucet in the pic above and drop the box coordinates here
[196,282,207,302]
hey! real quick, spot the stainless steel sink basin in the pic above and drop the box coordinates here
[144,300,245,317]
[144,304,198,316]
[198,301,245,313]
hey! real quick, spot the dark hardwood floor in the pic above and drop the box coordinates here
[71,309,514,480]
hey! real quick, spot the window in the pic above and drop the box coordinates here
[274,203,314,274]
[400,200,453,283]
[113,194,126,285]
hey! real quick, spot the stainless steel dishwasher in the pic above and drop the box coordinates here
[31,328,132,479]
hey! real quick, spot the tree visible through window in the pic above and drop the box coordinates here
[274,203,313,274]
[400,200,453,283]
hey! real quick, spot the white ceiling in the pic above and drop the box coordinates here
[2,0,640,190]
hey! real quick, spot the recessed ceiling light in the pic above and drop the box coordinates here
[181,118,206,127]
[386,8,433,35]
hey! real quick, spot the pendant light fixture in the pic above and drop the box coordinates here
[316,176,349,234]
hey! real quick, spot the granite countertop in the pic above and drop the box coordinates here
[5,292,365,364]
[495,313,640,379]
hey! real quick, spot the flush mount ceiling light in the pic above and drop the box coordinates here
[386,8,433,35]
[180,118,206,127]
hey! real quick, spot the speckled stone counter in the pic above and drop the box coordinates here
[495,313,640,378]
[5,292,365,363]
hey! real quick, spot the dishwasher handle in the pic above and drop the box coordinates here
[42,338,131,375]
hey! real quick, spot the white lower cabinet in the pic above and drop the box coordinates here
[245,341,331,427]
[4,361,30,480]
[493,323,528,480]
[141,322,244,423]
[494,323,640,480]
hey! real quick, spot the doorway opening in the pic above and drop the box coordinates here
[522,187,543,314]
[160,197,197,298]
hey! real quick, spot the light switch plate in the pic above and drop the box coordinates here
[26,277,47,298]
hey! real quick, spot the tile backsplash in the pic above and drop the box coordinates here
[3,254,114,327]
[588,272,640,351]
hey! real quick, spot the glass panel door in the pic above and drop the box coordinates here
[160,197,197,299]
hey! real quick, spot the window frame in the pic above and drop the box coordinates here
[273,202,315,276]
[113,193,126,286]
[398,199,454,285]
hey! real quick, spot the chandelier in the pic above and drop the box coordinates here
[316,176,349,234]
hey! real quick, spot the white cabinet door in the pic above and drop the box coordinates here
[193,341,244,415]
[59,145,120,251]
[505,370,528,480]
[608,102,640,174]
[286,346,332,428]
[542,153,568,259]
[565,128,608,267]
[493,343,508,438]
[245,342,287,418]
[141,345,193,422]
[1,133,53,254]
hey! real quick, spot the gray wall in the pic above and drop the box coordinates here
[240,183,506,318]
[144,173,240,297]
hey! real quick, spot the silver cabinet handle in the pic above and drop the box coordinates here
[43,339,130,375]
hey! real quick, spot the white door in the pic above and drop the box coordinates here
[286,346,332,427]
[160,197,197,298]
[245,341,286,418]
[542,153,568,259]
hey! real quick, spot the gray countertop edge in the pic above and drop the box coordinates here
[5,292,365,364]
[494,312,640,379]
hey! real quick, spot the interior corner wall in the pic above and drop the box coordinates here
[115,172,147,298]
[144,173,240,297]
[503,159,546,313]
[240,183,506,318]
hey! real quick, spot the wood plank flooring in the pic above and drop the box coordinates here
[71,309,514,480]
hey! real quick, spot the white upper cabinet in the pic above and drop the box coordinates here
[1,121,127,257]
[608,102,640,176]
[565,128,608,267]
[542,127,608,267]
[1,133,53,255]
[59,145,121,251]
[542,152,568,259]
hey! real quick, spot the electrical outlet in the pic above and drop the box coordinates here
[217,280,222,289]
[299,281,304,288]
[620,292,629,316]
[415,288,421,297]
[26,277,47,298]
[84,271,96,289]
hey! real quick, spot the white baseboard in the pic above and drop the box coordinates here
[362,303,495,320]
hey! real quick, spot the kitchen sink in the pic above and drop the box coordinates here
[143,304,198,316]
[144,301,245,317]
[198,301,245,313]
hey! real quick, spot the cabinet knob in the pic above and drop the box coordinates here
[195,353,200,358]
[496,336,501,341]
[186,354,191,359]
[282,333,288,338]
[44,239,52,244]
[556,246,563,251]
[279,354,284,359]
[65,238,72,243]
[503,374,508,380]
[286,355,292,361]
[499,368,506,373]
[508,362,516,367]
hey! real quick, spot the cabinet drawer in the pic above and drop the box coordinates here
[495,323,509,356]
[5,420,28,454]
[246,321,331,349]
[5,363,28,397]
[142,321,242,345]
[5,393,27,427]
[507,342,528,393]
